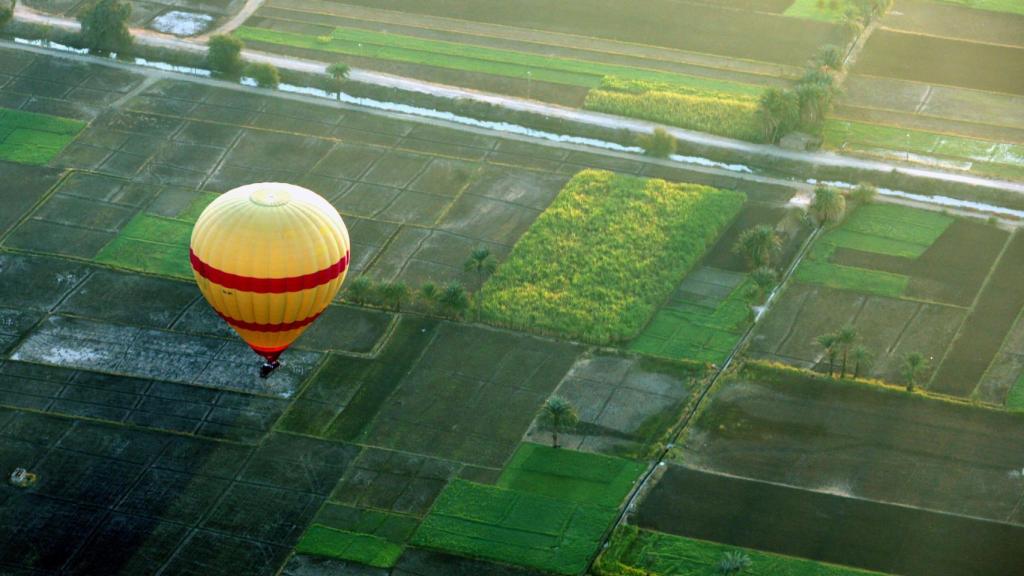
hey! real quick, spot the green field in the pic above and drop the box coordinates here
[824,119,1024,175]
[1007,373,1024,411]
[784,0,859,22]
[413,479,616,574]
[0,108,85,165]
[497,443,646,508]
[481,170,745,344]
[597,526,886,576]
[94,192,218,278]
[794,204,952,298]
[630,276,754,364]
[584,77,763,142]
[296,525,404,568]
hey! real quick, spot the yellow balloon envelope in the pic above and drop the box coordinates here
[190,183,350,375]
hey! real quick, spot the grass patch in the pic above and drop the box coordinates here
[93,193,218,278]
[824,119,1024,171]
[0,108,85,165]
[783,0,859,22]
[497,443,645,508]
[584,77,762,142]
[296,524,403,568]
[1007,373,1024,411]
[596,525,886,576]
[233,26,762,95]
[412,479,615,575]
[630,278,753,364]
[481,170,745,344]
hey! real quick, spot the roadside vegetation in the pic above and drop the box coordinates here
[480,170,745,344]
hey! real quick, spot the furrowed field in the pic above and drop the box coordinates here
[480,170,745,344]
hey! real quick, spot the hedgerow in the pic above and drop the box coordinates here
[480,170,745,344]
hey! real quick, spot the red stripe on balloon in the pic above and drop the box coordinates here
[190,248,349,293]
[249,343,288,364]
[215,309,324,333]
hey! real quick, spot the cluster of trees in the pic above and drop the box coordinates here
[758,46,842,144]
[205,35,351,92]
[342,247,498,321]
[733,224,782,303]
[817,326,929,391]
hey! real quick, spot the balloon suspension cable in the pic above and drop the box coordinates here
[259,360,281,379]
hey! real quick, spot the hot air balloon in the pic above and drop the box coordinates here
[190,183,350,378]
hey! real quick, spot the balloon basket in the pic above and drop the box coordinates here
[259,360,281,379]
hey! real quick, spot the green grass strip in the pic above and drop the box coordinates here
[296,525,403,568]
[840,204,953,247]
[598,525,888,575]
[0,108,85,166]
[824,119,1024,168]
[783,0,857,22]
[794,259,908,298]
[234,25,761,94]
[497,443,645,508]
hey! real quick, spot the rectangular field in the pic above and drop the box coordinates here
[674,364,1024,526]
[855,30,1024,95]
[599,526,884,576]
[635,465,1024,576]
[481,170,745,344]
[411,479,614,575]
[0,107,85,165]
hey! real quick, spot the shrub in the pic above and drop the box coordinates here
[637,127,676,158]
[850,182,877,204]
[344,276,375,305]
[78,0,132,53]
[246,61,279,88]
[0,1,14,29]
[481,170,745,343]
[207,34,244,77]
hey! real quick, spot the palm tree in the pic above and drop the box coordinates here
[539,396,578,449]
[325,62,350,99]
[810,185,846,226]
[901,352,927,392]
[817,332,839,377]
[464,247,498,289]
[850,182,877,205]
[380,282,409,312]
[733,225,782,269]
[750,267,777,303]
[440,282,469,320]
[836,326,857,378]
[795,82,832,128]
[418,282,438,313]
[344,276,373,305]
[851,345,873,379]
[718,551,752,574]
[758,88,799,143]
